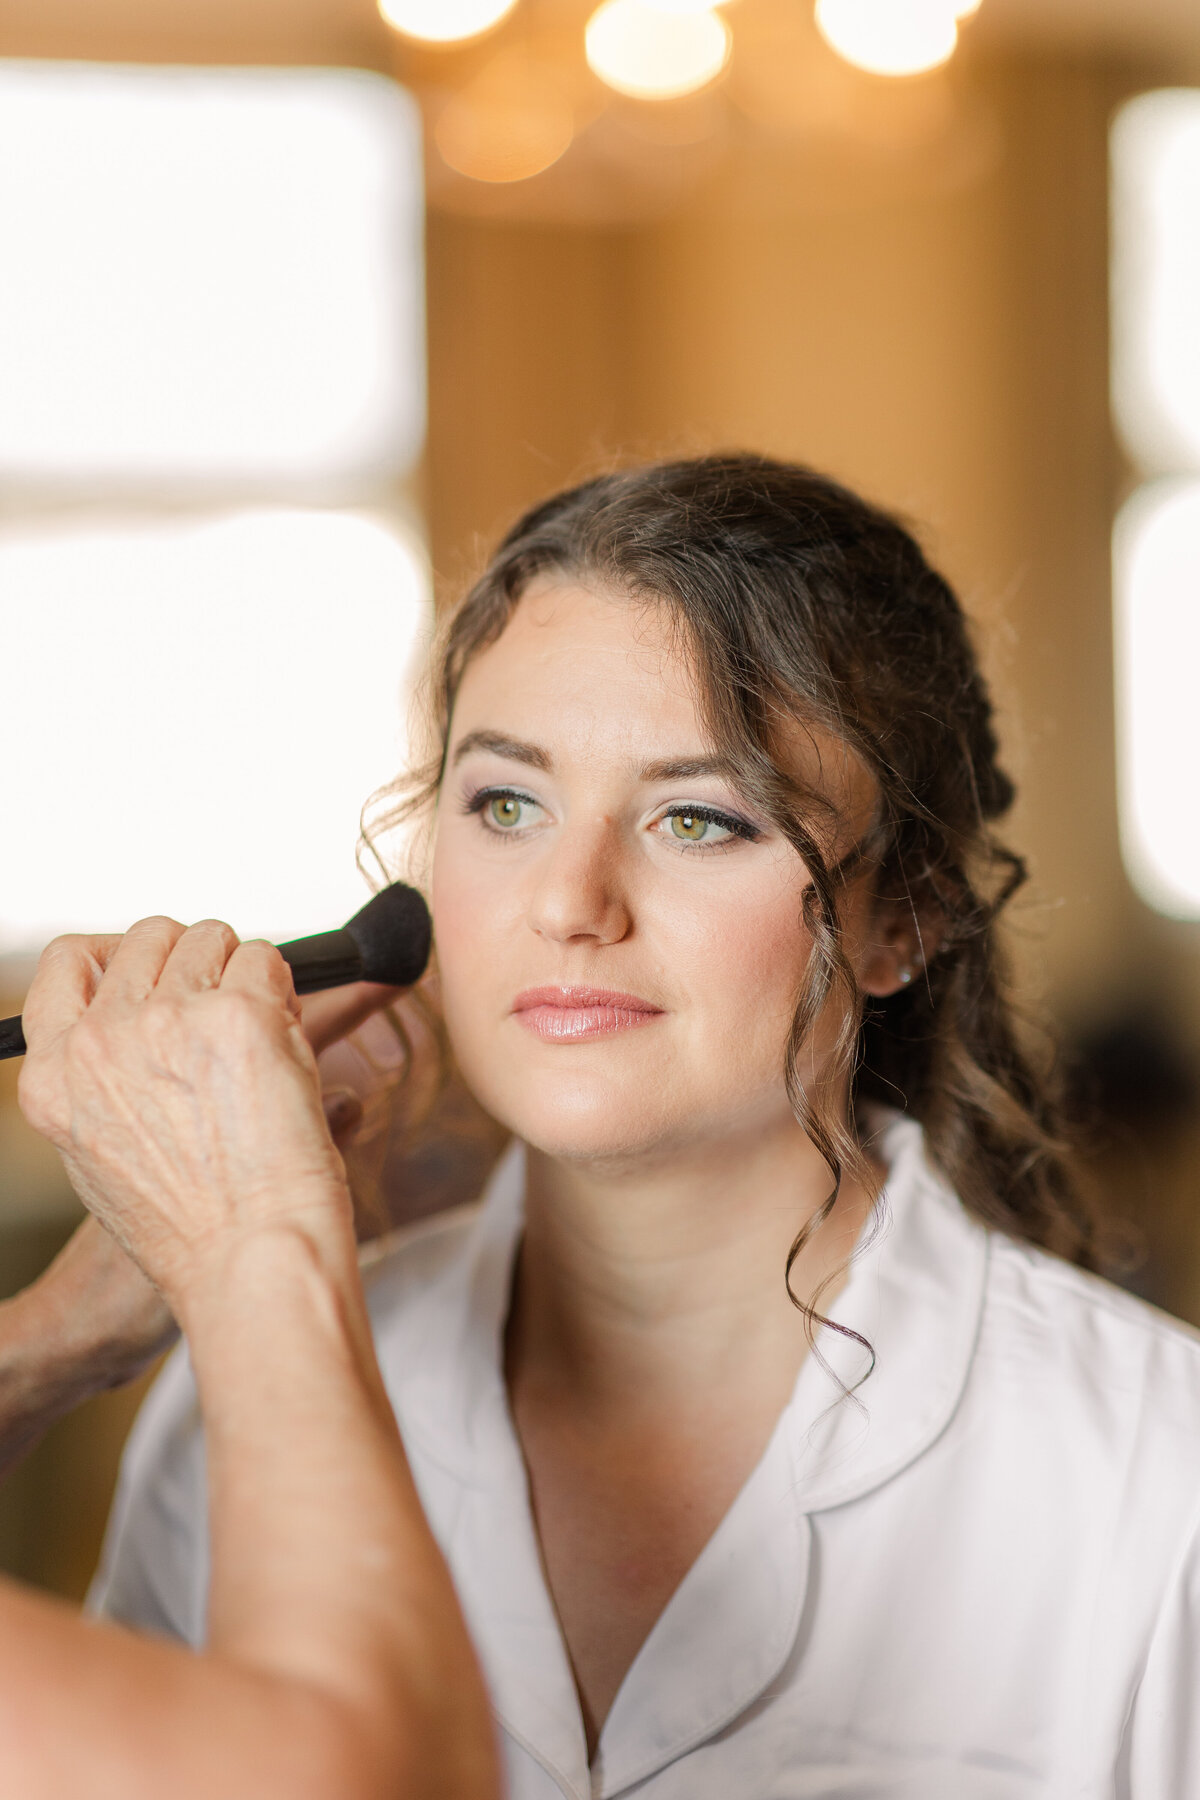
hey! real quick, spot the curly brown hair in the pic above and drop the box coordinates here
[368,453,1104,1318]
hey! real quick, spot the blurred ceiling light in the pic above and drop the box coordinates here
[585,0,732,102]
[1111,91,1200,476]
[436,54,574,182]
[0,510,429,951]
[377,0,518,45]
[814,0,959,78]
[1113,481,1200,918]
[0,63,423,493]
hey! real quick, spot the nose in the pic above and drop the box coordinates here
[525,818,632,947]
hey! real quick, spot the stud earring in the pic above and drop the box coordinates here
[897,966,914,986]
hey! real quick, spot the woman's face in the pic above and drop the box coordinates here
[431,579,892,1168]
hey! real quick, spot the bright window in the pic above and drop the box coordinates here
[0,62,427,954]
[0,63,424,491]
[1113,481,1200,919]
[0,512,428,951]
[1111,91,1200,918]
[1111,91,1200,478]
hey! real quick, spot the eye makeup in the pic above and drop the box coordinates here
[461,783,763,853]
[655,802,761,847]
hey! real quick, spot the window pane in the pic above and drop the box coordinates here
[1111,90,1200,477]
[1113,480,1200,919]
[0,510,429,950]
[0,63,424,492]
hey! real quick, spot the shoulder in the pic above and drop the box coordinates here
[964,1234,1200,1642]
[978,1228,1200,1451]
[985,1229,1200,1373]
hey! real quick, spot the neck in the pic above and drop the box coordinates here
[508,1114,877,1420]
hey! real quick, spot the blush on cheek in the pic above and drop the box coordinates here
[429,834,490,973]
[676,883,813,1021]
[430,842,529,1066]
[637,892,814,1120]
[740,915,812,995]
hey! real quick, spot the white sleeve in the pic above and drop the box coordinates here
[85,1342,211,1646]
[1122,1493,1200,1797]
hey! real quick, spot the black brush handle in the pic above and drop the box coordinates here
[0,883,431,1061]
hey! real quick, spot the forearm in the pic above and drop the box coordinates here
[0,1221,174,1479]
[0,1290,78,1477]
[181,1217,500,1798]
[0,1220,499,1800]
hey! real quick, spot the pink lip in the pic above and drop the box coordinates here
[511,986,664,1042]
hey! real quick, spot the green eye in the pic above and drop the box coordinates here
[670,811,712,842]
[488,795,524,828]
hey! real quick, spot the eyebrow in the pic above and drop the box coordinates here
[450,730,553,772]
[637,755,740,783]
[450,730,740,786]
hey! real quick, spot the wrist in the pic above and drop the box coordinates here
[173,1207,390,1445]
[168,1200,360,1346]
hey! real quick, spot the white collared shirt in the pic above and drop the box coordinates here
[91,1114,1200,1798]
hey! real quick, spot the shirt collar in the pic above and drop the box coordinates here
[783,1108,991,1512]
[385,1113,988,1796]
[593,1407,811,1796]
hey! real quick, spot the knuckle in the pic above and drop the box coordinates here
[247,940,290,984]
[34,933,122,989]
[42,932,82,959]
[190,917,240,949]
[130,914,186,939]
[36,932,94,977]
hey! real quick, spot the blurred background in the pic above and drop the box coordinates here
[2,0,1200,1597]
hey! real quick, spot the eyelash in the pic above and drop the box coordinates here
[659,803,760,848]
[460,786,761,852]
[460,786,539,837]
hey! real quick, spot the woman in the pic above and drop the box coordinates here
[43,458,1200,1792]
[0,939,499,1797]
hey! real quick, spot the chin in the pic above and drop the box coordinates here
[520,1121,671,1170]
[469,1071,689,1169]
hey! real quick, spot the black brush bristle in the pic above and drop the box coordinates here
[343,884,432,988]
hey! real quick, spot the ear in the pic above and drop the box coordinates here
[855,896,942,999]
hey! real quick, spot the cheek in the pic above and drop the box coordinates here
[661,875,813,1046]
[429,830,487,1004]
[430,827,528,1038]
